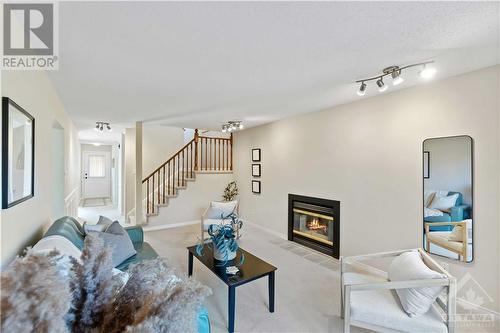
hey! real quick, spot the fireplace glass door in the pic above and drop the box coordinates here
[293,203,334,246]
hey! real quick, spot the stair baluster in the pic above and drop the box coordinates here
[141,130,232,221]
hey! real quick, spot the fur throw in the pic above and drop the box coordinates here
[1,249,71,333]
[1,234,211,333]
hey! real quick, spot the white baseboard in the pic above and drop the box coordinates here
[143,220,199,232]
[242,219,287,239]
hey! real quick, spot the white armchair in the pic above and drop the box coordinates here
[200,200,239,242]
[341,248,456,333]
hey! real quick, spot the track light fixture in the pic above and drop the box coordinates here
[94,121,111,132]
[221,121,243,133]
[355,61,435,96]
[357,82,367,96]
[376,78,387,92]
[391,70,404,86]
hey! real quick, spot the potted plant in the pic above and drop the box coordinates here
[222,181,238,201]
[197,213,244,266]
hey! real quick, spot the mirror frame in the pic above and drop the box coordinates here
[422,135,474,263]
[1,97,35,209]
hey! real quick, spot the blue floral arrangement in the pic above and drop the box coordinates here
[196,213,244,266]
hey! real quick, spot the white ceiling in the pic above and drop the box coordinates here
[49,1,499,132]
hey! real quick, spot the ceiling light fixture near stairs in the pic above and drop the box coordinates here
[356,61,436,96]
[222,121,243,133]
[95,121,112,132]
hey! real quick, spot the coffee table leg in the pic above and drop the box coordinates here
[188,251,193,277]
[269,271,275,312]
[228,286,236,333]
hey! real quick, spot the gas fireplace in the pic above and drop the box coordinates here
[288,194,340,258]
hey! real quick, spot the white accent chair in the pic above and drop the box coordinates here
[341,248,456,333]
[425,220,472,262]
[200,200,239,242]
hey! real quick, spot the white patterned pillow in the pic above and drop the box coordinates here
[423,191,436,208]
[424,207,444,217]
[430,193,459,212]
[388,251,446,317]
[205,200,238,219]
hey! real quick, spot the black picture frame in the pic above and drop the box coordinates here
[252,164,261,177]
[423,151,430,179]
[252,180,261,194]
[2,97,35,209]
[252,148,261,162]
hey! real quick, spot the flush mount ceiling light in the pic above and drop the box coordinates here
[221,121,243,133]
[355,61,435,96]
[94,121,112,132]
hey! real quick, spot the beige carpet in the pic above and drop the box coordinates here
[145,223,499,333]
[145,223,355,333]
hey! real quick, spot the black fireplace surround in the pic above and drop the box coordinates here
[288,194,340,259]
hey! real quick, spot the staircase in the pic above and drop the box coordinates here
[129,129,233,224]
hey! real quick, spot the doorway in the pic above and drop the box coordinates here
[78,142,124,223]
[82,148,111,205]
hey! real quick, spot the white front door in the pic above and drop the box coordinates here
[82,151,111,199]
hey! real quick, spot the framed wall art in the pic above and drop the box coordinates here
[2,97,35,209]
[252,163,261,177]
[252,180,261,194]
[252,148,261,162]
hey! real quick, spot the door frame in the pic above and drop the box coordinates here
[81,148,112,199]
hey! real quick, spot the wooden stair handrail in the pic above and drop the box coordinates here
[142,138,195,183]
[141,129,233,217]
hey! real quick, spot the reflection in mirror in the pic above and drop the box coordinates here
[423,136,473,262]
[9,109,33,202]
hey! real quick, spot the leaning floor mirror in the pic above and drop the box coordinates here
[423,136,473,262]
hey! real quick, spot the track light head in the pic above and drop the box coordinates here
[222,121,243,133]
[106,124,111,131]
[376,78,388,92]
[95,124,99,132]
[357,82,367,96]
[391,70,404,85]
[419,64,436,79]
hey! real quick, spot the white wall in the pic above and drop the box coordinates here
[233,66,500,311]
[424,136,472,205]
[142,125,185,177]
[51,125,66,219]
[124,128,136,216]
[1,70,81,267]
[124,125,184,217]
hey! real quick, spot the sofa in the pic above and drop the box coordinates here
[424,191,470,231]
[40,216,211,333]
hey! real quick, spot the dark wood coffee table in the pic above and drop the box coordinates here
[187,245,276,333]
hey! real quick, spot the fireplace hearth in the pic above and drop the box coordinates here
[288,194,340,258]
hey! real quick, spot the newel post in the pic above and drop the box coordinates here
[194,129,199,171]
[230,132,233,170]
